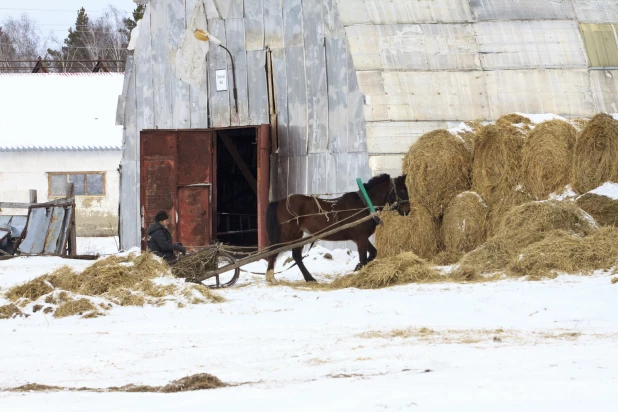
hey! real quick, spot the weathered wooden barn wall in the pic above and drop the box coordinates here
[118,0,372,249]
[335,0,618,177]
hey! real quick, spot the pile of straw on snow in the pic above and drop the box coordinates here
[520,120,577,199]
[441,191,488,253]
[375,203,437,260]
[331,252,442,289]
[2,252,224,319]
[472,124,525,205]
[571,114,618,193]
[402,129,472,218]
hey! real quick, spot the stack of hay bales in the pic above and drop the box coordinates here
[354,112,618,285]
[374,202,437,260]
[571,113,618,193]
[520,120,577,199]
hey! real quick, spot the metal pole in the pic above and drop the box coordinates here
[356,178,382,225]
[218,44,239,114]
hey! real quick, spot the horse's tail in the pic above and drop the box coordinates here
[266,201,280,247]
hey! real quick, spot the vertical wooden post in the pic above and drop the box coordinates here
[66,182,77,256]
[29,189,37,204]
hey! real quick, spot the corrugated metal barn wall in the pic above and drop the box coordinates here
[118,0,372,249]
[336,0,618,177]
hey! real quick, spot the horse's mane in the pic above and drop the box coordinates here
[364,173,391,190]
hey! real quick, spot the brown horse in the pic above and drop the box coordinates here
[265,174,409,283]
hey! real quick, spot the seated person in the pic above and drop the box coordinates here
[146,211,186,263]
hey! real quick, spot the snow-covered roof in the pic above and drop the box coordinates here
[0,73,124,151]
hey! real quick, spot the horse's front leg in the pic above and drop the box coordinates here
[367,241,377,263]
[293,246,317,282]
[354,237,369,271]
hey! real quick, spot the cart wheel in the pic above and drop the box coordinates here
[201,250,240,288]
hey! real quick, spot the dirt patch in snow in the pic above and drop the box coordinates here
[6,373,227,393]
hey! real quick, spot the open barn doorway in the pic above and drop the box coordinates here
[214,128,259,247]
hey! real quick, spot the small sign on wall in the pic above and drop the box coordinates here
[215,69,228,91]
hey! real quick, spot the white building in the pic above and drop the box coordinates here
[0,73,124,236]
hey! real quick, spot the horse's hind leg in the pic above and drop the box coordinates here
[266,254,278,283]
[367,241,377,263]
[293,247,316,282]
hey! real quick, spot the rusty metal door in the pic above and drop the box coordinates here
[176,131,214,247]
[140,131,177,249]
[141,130,214,249]
[257,124,270,250]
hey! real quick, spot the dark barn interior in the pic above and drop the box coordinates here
[215,128,258,247]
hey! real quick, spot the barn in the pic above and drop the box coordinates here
[0,73,124,237]
[118,0,618,250]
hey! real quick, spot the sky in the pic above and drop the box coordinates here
[0,1,136,36]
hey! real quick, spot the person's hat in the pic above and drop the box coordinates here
[155,211,169,222]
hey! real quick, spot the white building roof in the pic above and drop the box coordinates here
[0,73,124,151]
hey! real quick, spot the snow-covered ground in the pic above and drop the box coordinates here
[1,245,617,411]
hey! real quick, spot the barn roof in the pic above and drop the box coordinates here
[0,73,124,151]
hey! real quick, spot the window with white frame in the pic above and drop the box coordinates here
[48,172,105,196]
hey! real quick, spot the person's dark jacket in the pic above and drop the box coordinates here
[147,222,186,261]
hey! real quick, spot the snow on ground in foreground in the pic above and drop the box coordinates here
[1,245,617,411]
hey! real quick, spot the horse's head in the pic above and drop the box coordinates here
[364,174,409,216]
[390,175,410,216]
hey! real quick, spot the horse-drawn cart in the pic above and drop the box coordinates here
[174,177,408,288]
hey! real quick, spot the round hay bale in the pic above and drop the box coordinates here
[496,113,532,129]
[576,183,618,227]
[571,113,618,193]
[441,191,488,253]
[375,203,437,260]
[520,120,577,199]
[472,124,525,205]
[459,200,598,275]
[507,227,618,278]
[495,200,597,245]
[403,129,472,218]
[486,190,533,237]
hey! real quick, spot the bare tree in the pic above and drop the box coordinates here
[0,14,54,71]
[47,6,129,73]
